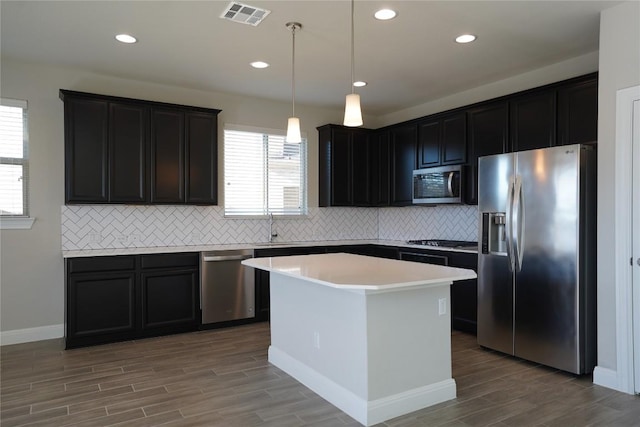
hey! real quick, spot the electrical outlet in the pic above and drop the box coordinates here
[313,331,320,349]
[88,232,102,243]
[438,298,447,316]
[116,234,127,244]
[129,233,141,243]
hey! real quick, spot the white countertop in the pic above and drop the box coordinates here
[62,240,478,258]
[242,252,477,291]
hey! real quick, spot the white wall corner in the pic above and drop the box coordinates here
[0,324,64,346]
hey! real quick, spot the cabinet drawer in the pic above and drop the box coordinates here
[67,256,136,274]
[140,253,199,270]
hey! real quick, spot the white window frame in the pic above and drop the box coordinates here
[223,124,308,218]
[0,98,34,230]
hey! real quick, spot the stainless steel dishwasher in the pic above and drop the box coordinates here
[200,249,255,324]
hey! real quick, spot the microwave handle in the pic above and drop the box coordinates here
[447,172,454,197]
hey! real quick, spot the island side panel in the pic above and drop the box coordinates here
[268,272,369,400]
[366,285,454,400]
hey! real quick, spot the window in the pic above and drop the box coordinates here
[0,98,29,217]
[224,126,307,216]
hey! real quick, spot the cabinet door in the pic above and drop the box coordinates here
[441,113,467,165]
[465,101,509,205]
[352,129,371,206]
[255,269,270,322]
[67,271,136,347]
[64,97,109,203]
[557,77,597,145]
[417,119,441,168]
[109,102,149,203]
[448,252,478,334]
[510,91,556,152]
[141,269,198,331]
[370,131,390,206]
[331,127,353,206]
[185,111,218,204]
[151,109,185,203]
[390,124,417,206]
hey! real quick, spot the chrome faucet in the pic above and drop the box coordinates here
[269,213,278,243]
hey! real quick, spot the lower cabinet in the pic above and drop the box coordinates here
[399,247,478,334]
[447,252,478,334]
[66,253,199,348]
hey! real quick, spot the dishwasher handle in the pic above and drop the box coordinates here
[202,254,253,262]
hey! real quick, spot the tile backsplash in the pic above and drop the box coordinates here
[61,204,478,251]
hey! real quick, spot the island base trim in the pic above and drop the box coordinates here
[268,345,457,426]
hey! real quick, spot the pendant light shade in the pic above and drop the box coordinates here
[343,0,363,127]
[286,117,302,143]
[286,22,302,143]
[343,94,363,127]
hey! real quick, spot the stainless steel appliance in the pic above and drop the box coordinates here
[477,144,596,374]
[200,249,255,324]
[413,165,462,205]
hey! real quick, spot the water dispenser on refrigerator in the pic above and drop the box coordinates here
[481,212,507,255]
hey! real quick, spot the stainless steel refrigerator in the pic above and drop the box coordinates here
[477,144,596,374]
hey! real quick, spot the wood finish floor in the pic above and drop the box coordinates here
[1,323,638,427]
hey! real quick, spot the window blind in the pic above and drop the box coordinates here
[224,128,307,216]
[0,99,28,216]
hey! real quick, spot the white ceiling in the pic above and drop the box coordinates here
[0,1,619,116]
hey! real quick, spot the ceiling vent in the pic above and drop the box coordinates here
[220,2,271,26]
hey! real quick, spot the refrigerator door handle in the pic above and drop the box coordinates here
[505,176,516,272]
[512,175,525,272]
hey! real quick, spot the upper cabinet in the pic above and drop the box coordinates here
[318,73,597,208]
[318,124,371,207]
[60,90,220,205]
[557,76,598,146]
[389,123,417,206]
[509,90,556,152]
[417,112,466,169]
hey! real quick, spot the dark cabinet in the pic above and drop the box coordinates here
[399,247,478,334]
[509,90,556,152]
[318,124,371,207]
[186,112,218,204]
[389,123,417,206]
[370,130,391,206]
[448,252,478,334]
[60,90,220,205]
[151,109,185,203]
[253,246,328,321]
[66,253,199,348]
[109,102,149,203]
[417,112,466,168]
[63,96,109,203]
[557,77,598,145]
[465,101,509,205]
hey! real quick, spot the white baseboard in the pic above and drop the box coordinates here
[269,345,456,426]
[0,324,64,346]
[593,366,621,391]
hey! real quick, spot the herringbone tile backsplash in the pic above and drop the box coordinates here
[61,205,477,250]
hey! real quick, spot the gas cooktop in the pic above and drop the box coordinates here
[406,239,478,248]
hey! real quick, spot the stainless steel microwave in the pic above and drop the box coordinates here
[412,165,462,205]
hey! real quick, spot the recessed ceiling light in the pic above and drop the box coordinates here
[455,34,476,44]
[250,61,270,69]
[353,81,367,88]
[115,34,137,44]
[374,9,397,20]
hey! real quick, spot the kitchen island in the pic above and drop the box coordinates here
[242,253,477,426]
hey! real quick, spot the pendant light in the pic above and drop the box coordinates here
[343,0,363,127]
[285,22,302,143]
